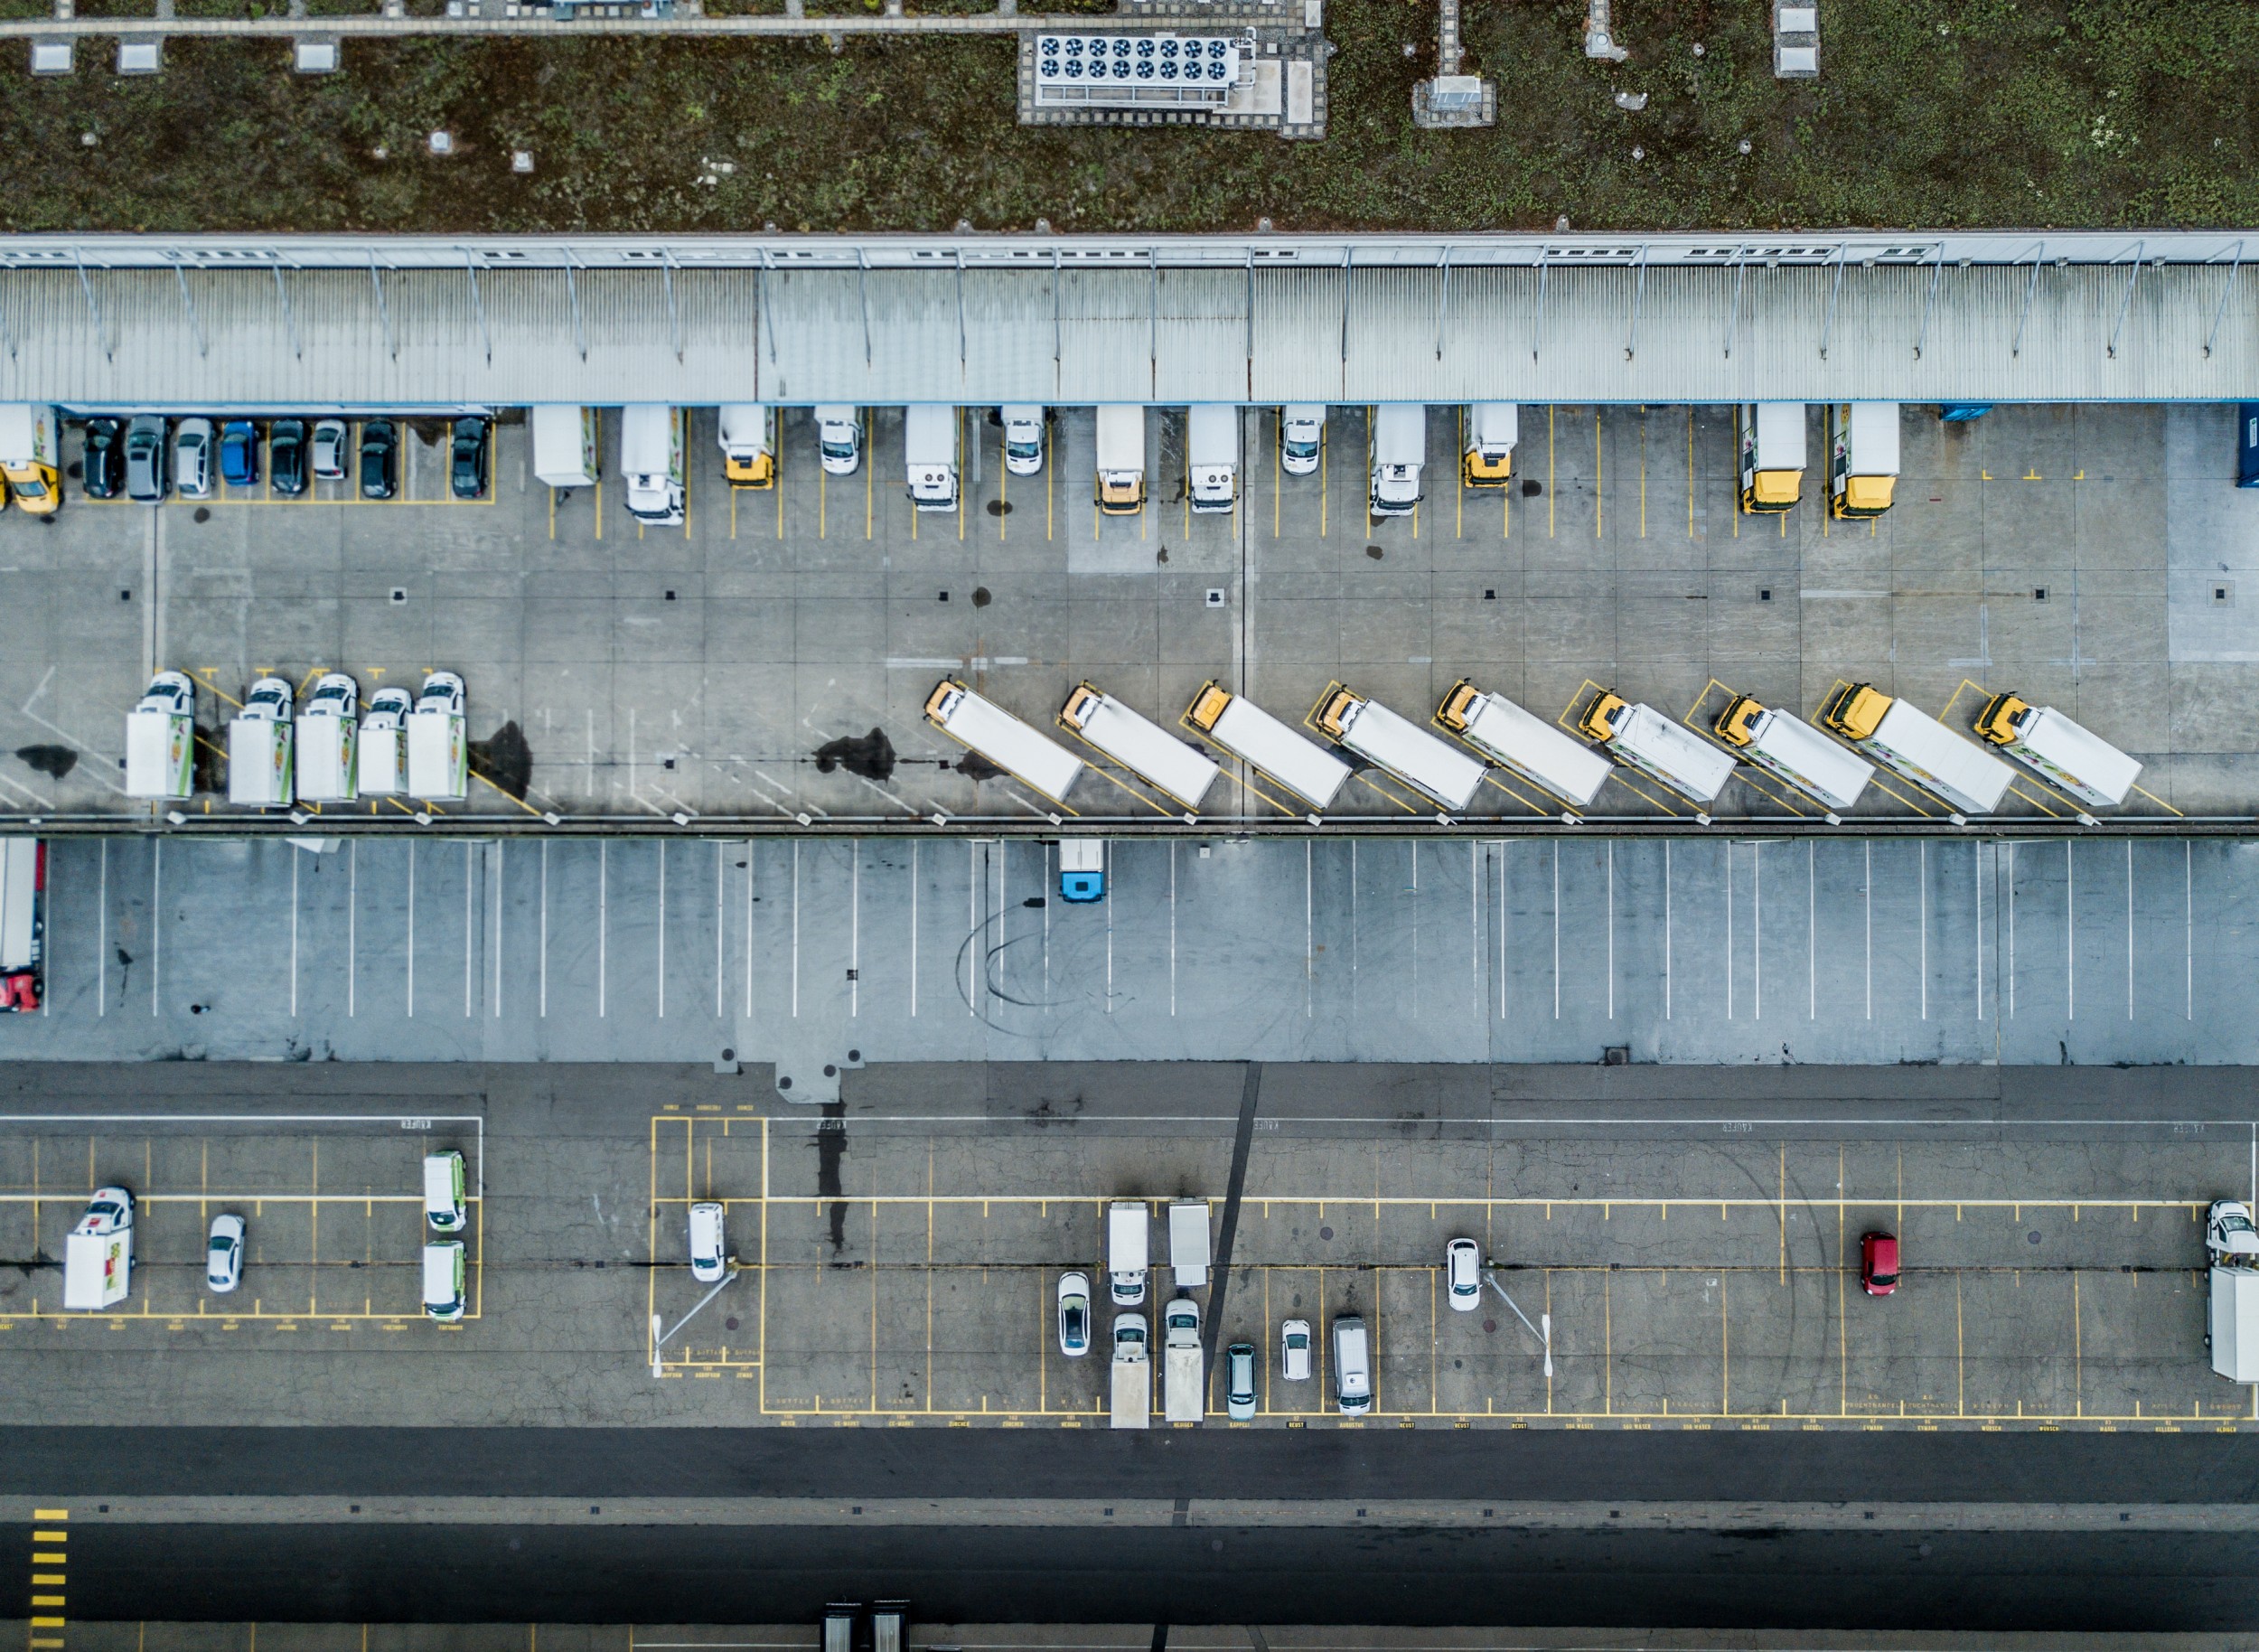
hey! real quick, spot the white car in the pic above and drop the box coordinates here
[1000,406,1045,476]
[1279,1317,1312,1382]
[311,418,349,481]
[1057,1271,1091,1357]
[2210,1200,2259,1261]
[206,1214,245,1293]
[173,418,213,499]
[1280,406,1324,476]
[814,406,861,475]
[689,1201,727,1282]
[1446,1237,1482,1310]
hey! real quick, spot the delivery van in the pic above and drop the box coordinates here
[905,405,960,512]
[1059,683,1219,812]
[815,407,862,475]
[1108,1200,1148,1306]
[1001,407,1045,476]
[1313,685,1485,813]
[1169,1199,1211,1289]
[1185,683,1350,813]
[125,671,196,800]
[1279,406,1324,476]
[423,1240,467,1322]
[1973,693,2142,808]
[1369,405,1425,518]
[1332,1314,1372,1415]
[1438,680,1611,810]
[924,680,1084,806]
[1713,694,1874,812]
[1096,405,1147,515]
[1737,402,1805,512]
[228,676,295,808]
[1827,402,1900,519]
[718,404,776,488]
[1577,692,1738,805]
[621,405,686,527]
[1111,1311,1151,1429]
[357,687,412,798]
[1187,406,1237,513]
[531,405,598,490]
[424,1149,467,1231]
[1819,683,2012,816]
[1163,1297,1204,1423]
[1461,403,1517,487]
[407,672,468,803]
[63,1187,134,1310]
[295,671,360,804]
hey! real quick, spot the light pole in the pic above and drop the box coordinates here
[1484,1268,1553,1379]
[650,1266,740,1378]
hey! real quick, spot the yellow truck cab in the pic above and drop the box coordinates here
[1736,402,1804,513]
[0,406,60,516]
[1460,404,1517,487]
[1827,402,1900,519]
[717,405,775,489]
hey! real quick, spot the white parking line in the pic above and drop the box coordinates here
[790,840,801,1019]
[2127,839,2135,1022]
[151,838,163,1018]
[599,840,609,1019]
[1551,840,1560,1021]
[345,839,355,1019]
[289,843,300,1019]
[851,845,861,1020]
[2067,838,2076,1022]
[97,840,107,1018]
[2007,840,2017,1020]
[1169,840,1176,1018]
[1806,841,1815,1021]
[407,840,417,1018]
[1863,840,1873,1021]
[714,840,726,1022]
[2187,840,2195,1021]
[1919,839,1927,1023]
[539,840,549,1020]
[464,840,475,1021]
[1724,840,1733,1020]
[1664,840,1672,1021]
[492,841,505,1021]
[909,840,919,1019]
[1606,839,1615,1022]
[658,840,668,1021]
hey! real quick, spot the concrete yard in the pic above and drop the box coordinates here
[0,402,2252,829]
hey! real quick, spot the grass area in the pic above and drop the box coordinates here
[0,0,2254,230]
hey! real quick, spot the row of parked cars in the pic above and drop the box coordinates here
[80,415,490,503]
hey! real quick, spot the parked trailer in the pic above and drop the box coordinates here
[357,686,412,798]
[0,404,60,514]
[1107,1200,1149,1305]
[125,671,195,801]
[1974,694,2142,808]
[0,837,43,1014]
[1461,404,1517,487]
[228,677,295,808]
[905,405,960,512]
[407,671,469,803]
[1737,402,1805,512]
[1713,695,1874,812]
[1577,693,1737,805]
[2213,1266,2259,1384]
[1187,406,1237,513]
[1059,684,1219,812]
[1819,684,2012,816]
[530,405,598,489]
[1368,405,1424,517]
[1185,683,1350,813]
[1827,402,1900,519]
[1437,680,1611,810]
[1096,406,1147,515]
[1314,686,1483,812]
[924,681,1084,806]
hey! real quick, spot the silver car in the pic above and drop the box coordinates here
[311,418,349,482]
[124,415,168,502]
[173,417,213,500]
[1224,1341,1257,1421]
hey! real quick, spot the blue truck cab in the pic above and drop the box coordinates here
[1058,839,1105,903]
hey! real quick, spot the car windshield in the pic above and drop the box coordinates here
[2224,1213,2256,1234]
[209,1235,230,1252]
[821,437,856,458]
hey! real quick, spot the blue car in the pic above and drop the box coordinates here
[218,420,258,488]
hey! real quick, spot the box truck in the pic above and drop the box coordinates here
[1096,406,1146,515]
[407,671,469,803]
[295,671,360,804]
[2212,1266,2259,1384]
[1108,1200,1148,1305]
[228,676,295,808]
[1819,684,2012,816]
[0,836,43,1014]
[1059,684,1219,812]
[1313,685,1484,813]
[1713,694,1874,812]
[1187,406,1237,513]
[357,686,412,798]
[1169,1199,1211,1289]
[1737,402,1805,513]
[0,404,61,514]
[905,406,960,512]
[1111,1311,1151,1429]
[1827,402,1900,519]
[1186,683,1351,813]
[1163,1297,1204,1423]
[531,405,598,490]
[1973,694,2142,808]
[621,405,685,527]
[1369,405,1425,517]
[1461,403,1517,487]
[1577,693,1738,805]
[63,1187,134,1310]
[718,404,776,488]
[1438,680,1611,810]
[1058,839,1105,904]
[126,671,196,800]
[924,680,1084,806]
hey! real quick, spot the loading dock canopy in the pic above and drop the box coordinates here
[0,231,2250,408]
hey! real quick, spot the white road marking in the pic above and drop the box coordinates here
[599,840,609,1018]
[1411,840,1420,1019]
[2066,838,2076,1023]
[1806,841,1815,1022]
[1863,840,1872,1022]
[1973,840,1984,1023]
[407,840,417,1018]
[851,844,861,1020]
[714,840,726,1023]
[744,840,755,1023]
[344,838,353,1019]
[1169,840,1177,1018]
[909,840,919,1019]
[1919,839,1927,1023]
[790,840,801,1019]
[967,840,977,1020]
[1308,838,1317,1019]
[492,840,505,1021]
[1468,839,1479,1022]
[1753,840,1762,1022]
[1103,840,1114,1015]
[1663,839,1672,1021]
[658,840,668,1020]
[289,843,299,1020]
[1551,840,1560,1021]
[539,839,549,1020]
[464,840,475,1021]
[96,840,107,1018]
[1606,839,1615,1022]
[2007,840,2017,1021]
[2127,838,2135,1022]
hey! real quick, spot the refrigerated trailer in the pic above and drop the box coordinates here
[1973,694,2142,808]
[1096,406,1147,515]
[905,406,960,512]
[1313,685,1484,813]
[1820,684,2012,816]
[1059,684,1219,812]
[407,672,469,803]
[924,681,1084,806]
[1368,405,1424,517]
[1713,694,1873,812]
[1108,1201,1149,1306]
[531,405,598,489]
[1163,1299,1204,1423]
[1437,680,1611,810]
[1577,693,1737,805]
[295,672,360,804]
[228,678,295,808]
[1185,684,1350,813]
[1169,1200,1211,1289]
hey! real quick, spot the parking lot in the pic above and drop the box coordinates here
[1,401,2253,826]
[654,1110,2257,1426]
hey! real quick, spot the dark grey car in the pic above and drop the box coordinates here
[124,415,167,502]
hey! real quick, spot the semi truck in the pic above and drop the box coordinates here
[0,404,61,515]
[125,671,196,800]
[1187,406,1237,513]
[1827,402,1900,519]
[1314,685,1484,813]
[924,680,1085,806]
[1108,1200,1148,1305]
[1737,402,1805,513]
[1186,683,1351,813]
[1819,684,2012,816]
[621,405,686,527]
[295,672,360,804]
[227,677,295,808]
[1713,694,1874,812]
[531,405,598,490]
[905,406,960,512]
[0,836,42,1014]
[1162,1297,1204,1423]
[1369,405,1424,518]
[63,1187,134,1310]
[1973,694,2142,808]
[1438,680,1611,810]
[718,405,776,488]
[1577,693,1738,805]
[1059,684,1219,812]
[1096,406,1146,515]
[1110,1311,1151,1429]
[1461,404,1517,487]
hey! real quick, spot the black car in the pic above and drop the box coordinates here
[268,418,308,497]
[358,418,397,501]
[80,418,122,500]
[449,417,488,500]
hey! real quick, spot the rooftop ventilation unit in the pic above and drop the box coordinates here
[1034,33,1247,109]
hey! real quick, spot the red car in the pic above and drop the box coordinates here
[1861,1231,1899,1297]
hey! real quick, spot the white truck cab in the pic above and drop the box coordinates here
[1000,406,1045,476]
[228,676,295,808]
[408,671,468,803]
[1369,405,1425,517]
[620,405,685,527]
[1108,1200,1148,1305]
[125,671,196,800]
[905,406,960,512]
[295,671,361,804]
[1279,406,1324,475]
[815,406,862,475]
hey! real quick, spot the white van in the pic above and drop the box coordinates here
[1279,406,1324,476]
[925,680,1084,806]
[815,406,862,475]
[1577,692,1738,805]
[1314,684,1485,813]
[1059,684,1219,813]
[1000,407,1045,476]
[1332,1314,1373,1414]
[530,405,598,490]
[689,1201,726,1283]
[717,404,776,488]
[295,672,360,804]
[1974,693,2142,808]
[1461,403,1517,487]
[1368,405,1425,517]
[1737,403,1805,512]
[1185,683,1351,814]
[227,677,295,808]
[422,1240,466,1322]
[1713,694,1873,812]
[125,671,196,800]
[1187,406,1237,513]
[423,1150,466,1232]
[1438,680,1611,810]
